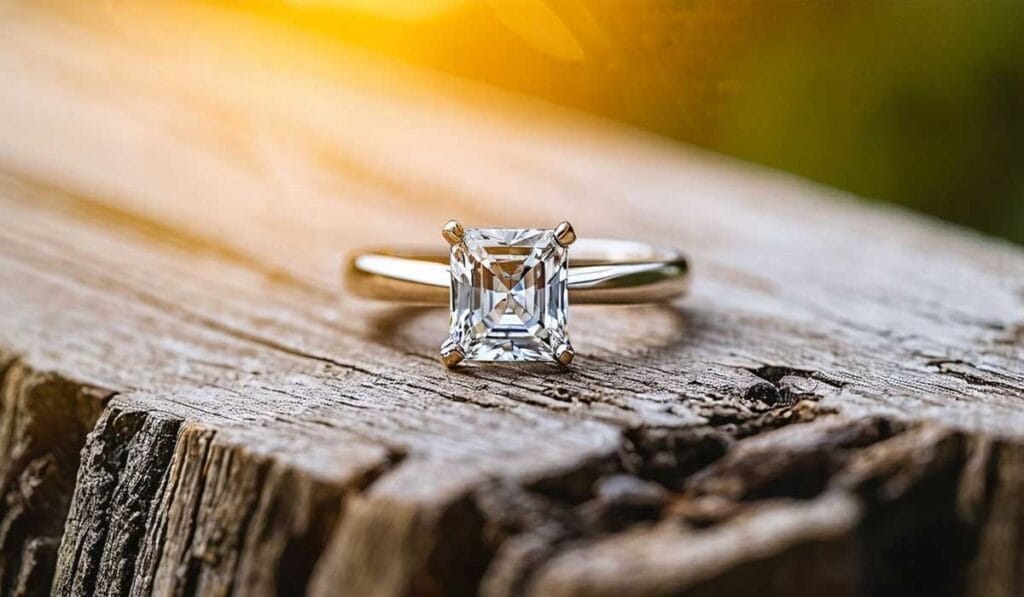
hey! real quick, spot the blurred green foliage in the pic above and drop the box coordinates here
[714,2,1024,244]
[260,0,1024,243]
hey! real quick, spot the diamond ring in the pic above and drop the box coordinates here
[345,221,689,367]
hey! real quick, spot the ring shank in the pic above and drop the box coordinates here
[345,238,689,305]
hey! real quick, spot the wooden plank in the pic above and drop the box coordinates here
[0,2,1022,596]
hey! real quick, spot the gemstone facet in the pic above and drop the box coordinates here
[448,228,570,362]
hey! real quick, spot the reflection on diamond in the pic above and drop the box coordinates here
[449,228,569,362]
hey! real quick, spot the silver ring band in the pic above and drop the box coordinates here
[345,238,689,305]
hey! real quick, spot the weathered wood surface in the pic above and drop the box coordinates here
[0,2,1023,596]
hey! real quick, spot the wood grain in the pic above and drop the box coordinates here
[0,2,1022,596]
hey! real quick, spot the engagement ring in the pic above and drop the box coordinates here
[345,221,689,367]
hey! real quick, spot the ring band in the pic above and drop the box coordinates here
[345,222,689,367]
[345,238,690,305]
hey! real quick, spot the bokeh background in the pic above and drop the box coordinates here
[238,0,1024,243]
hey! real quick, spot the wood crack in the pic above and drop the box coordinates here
[0,355,112,597]
[504,420,1024,597]
[925,359,1024,396]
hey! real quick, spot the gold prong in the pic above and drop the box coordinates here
[554,221,576,247]
[555,344,575,366]
[440,341,465,368]
[443,220,465,246]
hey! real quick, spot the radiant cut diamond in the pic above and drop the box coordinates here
[447,228,570,362]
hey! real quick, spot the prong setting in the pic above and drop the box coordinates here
[442,220,465,246]
[554,221,577,247]
[440,340,466,368]
[447,227,570,364]
[555,344,575,366]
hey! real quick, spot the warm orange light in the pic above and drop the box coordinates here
[490,0,586,61]
[282,0,466,20]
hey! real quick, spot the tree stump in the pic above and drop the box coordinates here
[1,3,1022,596]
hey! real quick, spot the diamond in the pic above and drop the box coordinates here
[448,228,570,362]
